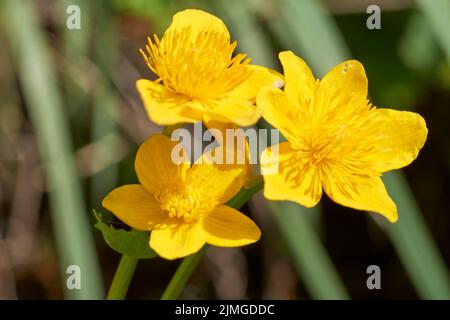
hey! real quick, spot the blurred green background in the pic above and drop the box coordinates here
[0,0,449,299]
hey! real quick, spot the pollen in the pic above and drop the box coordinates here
[140,26,252,100]
[156,183,218,223]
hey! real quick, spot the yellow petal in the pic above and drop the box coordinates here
[149,220,205,260]
[227,65,283,101]
[167,9,229,42]
[135,134,190,196]
[202,205,260,247]
[187,151,246,204]
[261,142,322,207]
[102,185,165,231]
[316,60,368,119]
[363,108,428,172]
[257,87,303,145]
[203,98,261,127]
[203,118,253,181]
[322,172,398,223]
[279,51,317,106]
[136,79,202,125]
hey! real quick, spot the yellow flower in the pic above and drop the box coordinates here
[102,134,261,260]
[257,51,428,222]
[137,9,280,127]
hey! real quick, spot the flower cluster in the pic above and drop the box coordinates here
[103,9,427,260]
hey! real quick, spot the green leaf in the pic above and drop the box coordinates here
[94,210,157,259]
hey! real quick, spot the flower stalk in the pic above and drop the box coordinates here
[160,177,264,300]
[107,255,139,300]
[161,246,207,300]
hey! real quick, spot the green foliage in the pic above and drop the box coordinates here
[94,210,157,259]
[383,172,450,299]
[271,202,350,299]
[4,0,103,299]
[417,0,450,62]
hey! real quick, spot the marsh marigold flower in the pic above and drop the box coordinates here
[257,51,428,222]
[102,134,261,260]
[137,9,280,127]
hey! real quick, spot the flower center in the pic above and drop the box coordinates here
[141,27,251,100]
[156,184,217,223]
[284,108,381,186]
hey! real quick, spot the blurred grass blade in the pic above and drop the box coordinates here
[4,0,103,299]
[213,0,349,299]
[399,13,440,72]
[282,0,350,76]
[61,0,91,58]
[89,1,120,207]
[271,202,350,299]
[417,0,450,62]
[210,0,277,67]
[60,0,92,146]
[383,172,450,299]
[272,0,450,299]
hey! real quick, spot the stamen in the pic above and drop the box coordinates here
[157,184,217,223]
[284,102,380,188]
[140,27,251,100]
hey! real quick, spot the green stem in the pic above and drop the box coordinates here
[160,178,264,300]
[107,255,139,300]
[161,246,207,300]
[227,175,263,208]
